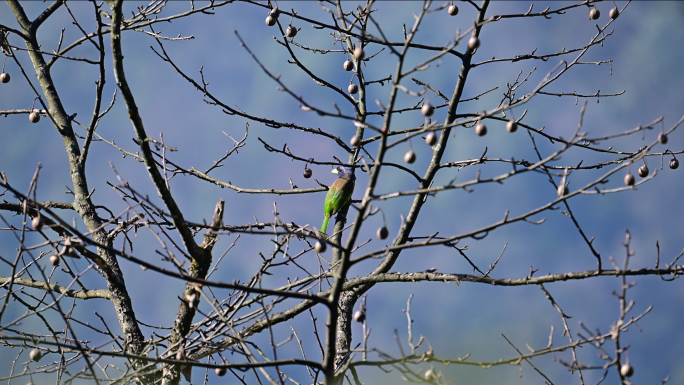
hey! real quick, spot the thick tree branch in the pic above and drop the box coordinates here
[6,0,146,359]
[0,277,110,299]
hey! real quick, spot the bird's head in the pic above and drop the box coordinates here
[331,166,355,180]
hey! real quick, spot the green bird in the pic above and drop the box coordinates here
[321,166,356,234]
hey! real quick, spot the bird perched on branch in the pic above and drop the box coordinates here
[321,166,355,234]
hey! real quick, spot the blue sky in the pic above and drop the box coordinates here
[1,1,684,384]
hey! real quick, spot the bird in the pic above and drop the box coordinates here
[321,166,355,234]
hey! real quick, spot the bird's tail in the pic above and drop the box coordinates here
[321,216,330,234]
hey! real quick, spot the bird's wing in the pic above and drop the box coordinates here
[330,178,354,212]
[323,187,337,216]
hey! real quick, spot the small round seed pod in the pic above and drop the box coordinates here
[468,36,480,50]
[424,368,435,380]
[32,216,44,231]
[303,167,312,179]
[285,25,297,37]
[350,135,360,147]
[447,4,459,16]
[314,240,326,253]
[269,6,280,18]
[557,185,569,198]
[265,15,276,26]
[638,165,649,178]
[354,46,364,60]
[404,150,416,164]
[348,83,358,94]
[343,60,353,71]
[29,111,41,123]
[620,363,633,377]
[29,349,42,362]
[353,309,365,323]
[0,72,9,83]
[669,158,679,169]
[377,226,389,239]
[658,132,668,144]
[624,173,635,186]
[589,8,600,20]
[216,367,227,377]
[609,7,619,19]
[49,255,60,266]
[506,119,518,133]
[425,132,437,146]
[475,122,487,136]
[421,103,434,117]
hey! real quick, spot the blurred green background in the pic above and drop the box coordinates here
[1,1,684,384]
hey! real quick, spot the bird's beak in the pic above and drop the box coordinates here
[331,168,339,175]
